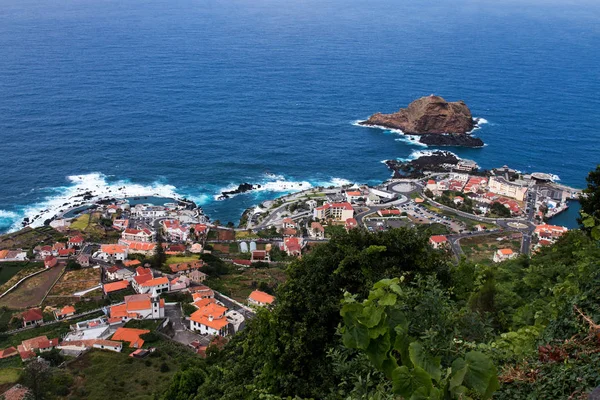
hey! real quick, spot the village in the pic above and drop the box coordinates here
[0,164,578,396]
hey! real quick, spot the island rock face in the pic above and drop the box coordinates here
[360,95,475,134]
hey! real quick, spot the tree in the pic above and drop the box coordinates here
[20,359,51,400]
[152,240,167,270]
[66,260,82,270]
[226,221,235,228]
[340,278,499,399]
[579,165,600,238]
[490,202,511,218]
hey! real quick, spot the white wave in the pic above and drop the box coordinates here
[550,174,561,182]
[214,175,353,200]
[394,135,428,147]
[6,173,188,232]
[476,117,489,125]
[0,210,18,219]
[396,149,461,163]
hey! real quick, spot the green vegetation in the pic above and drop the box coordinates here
[324,224,346,238]
[490,202,511,218]
[125,318,163,331]
[70,214,91,231]
[151,164,600,400]
[460,232,522,263]
[164,255,199,265]
[417,222,451,236]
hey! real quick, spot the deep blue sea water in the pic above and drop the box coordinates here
[1,0,599,232]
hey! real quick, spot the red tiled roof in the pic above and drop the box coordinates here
[140,277,169,288]
[0,347,18,359]
[22,308,43,323]
[249,290,275,304]
[111,327,150,348]
[429,235,448,244]
[104,280,130,293]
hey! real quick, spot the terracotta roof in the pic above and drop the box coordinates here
[429,235,448,244]
[193,297,215,309]
[282,217,294,224]
[190,303,229,330]
[125,241,156,252]
[104,280,130,293]
[310,222,324,231]
[123,259,141,267]
[101,244,127,254]
[58,248,75,256]
[0,347,18,359]
[140,277,169,287]
[283,228,298,236]
[69,236,84,243]
[169,260,204,273]
[346,191,362,196]
[133,274,153,285]
[55,305,76,317]
[111,327,150,348]
[194,224,208,233]
[345,218,358,228]
[249,290,275,304]
[1,384,30,400]
[427,180,436,185]
[498,248,514,255]
[22,308,43,323]
[316,202,354,211]
[232,259,252,266]
[107,265,120,273]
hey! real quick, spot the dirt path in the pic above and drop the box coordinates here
[0,266,65,309]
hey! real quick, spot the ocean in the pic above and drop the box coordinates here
[0,0,599,232]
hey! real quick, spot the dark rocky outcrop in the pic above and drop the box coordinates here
[419,133,484,147]
[385,151,462,178]
[218,183,261,200]
[360,95,483,147]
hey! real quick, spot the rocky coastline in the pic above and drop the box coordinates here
[385,151,465,179]
[218,183,261,200]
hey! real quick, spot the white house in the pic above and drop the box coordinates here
[121,228,155,243]
[313,202,354,221]
[109,292,165,322]
[493,248,518,263]
[97,244,128,262]
[189,298,229,336]
[308,222,325,239]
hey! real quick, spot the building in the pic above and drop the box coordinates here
[281,218,297,229]
[122,228,155,243]
[534,224,568,243]
[110,292,165,322]
[18,335,58,354]
[98,244,128,262]
[54,305,76,320]
[131,204,167,219]
[170,275,191,291]
[162,220,190,242]
[113,219,129,230]
[135,276,170,295]
[1,385,31,400]
[64,317,111,342]
[187,269,208,284]
[36,245,53,258]
[345,190,363,203]
[488,176,527,201]
[426,180,437,192]
[120,240,156,256]
[345,218,358,231]
[248,290,275,307]
[189,298,229,336]
[103,280,130,295]
[377,209,400,217]
[453,196,464,205]
[463,177,488,193]
[111,327,150,348]
[44,255,58,268]
[123,259,142,268]
[283,237,302,257]
[0,250,27,262]
[106,266,134,281]
[308,222,325,239]
[169,260,205,274]
[493,248,518,263]
[313,202,354,221]
[251,250,270,262]
[57,248,75,257]
[57,339,122,355]
[21,308,43,327]
[76,254,90,267]
[67,235,84,248]
[429,235,449,249]
[369,187,395,200]
[0,347,18,360]
[191,285,215,300]
[52,242,66,256]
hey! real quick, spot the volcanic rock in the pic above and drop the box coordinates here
[360,95,475,134]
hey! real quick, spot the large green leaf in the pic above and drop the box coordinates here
[342,319,370,350]
[366,332,391,369]
[391,366,434,399]
[452,351,499,399]
[393,326,413,367]
[358,305,384,328]
[409,342,442,382]
[392,366,413,398]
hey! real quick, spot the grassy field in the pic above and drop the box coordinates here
[460,232,522,263]
[0,226,65,251]
[235,231,260,240]
[125,319,162,331]
[0,261,44,287]
[165,256,199,265]
[205,267,285,302]
[70,214,91,231]
[0,265,65,309]
[62,338,200,400]
[48,268,101,297]
[0,368,20,385]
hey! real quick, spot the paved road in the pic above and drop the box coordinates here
[164,304,210,346]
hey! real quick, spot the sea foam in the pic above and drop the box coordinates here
[5,173,187,232]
